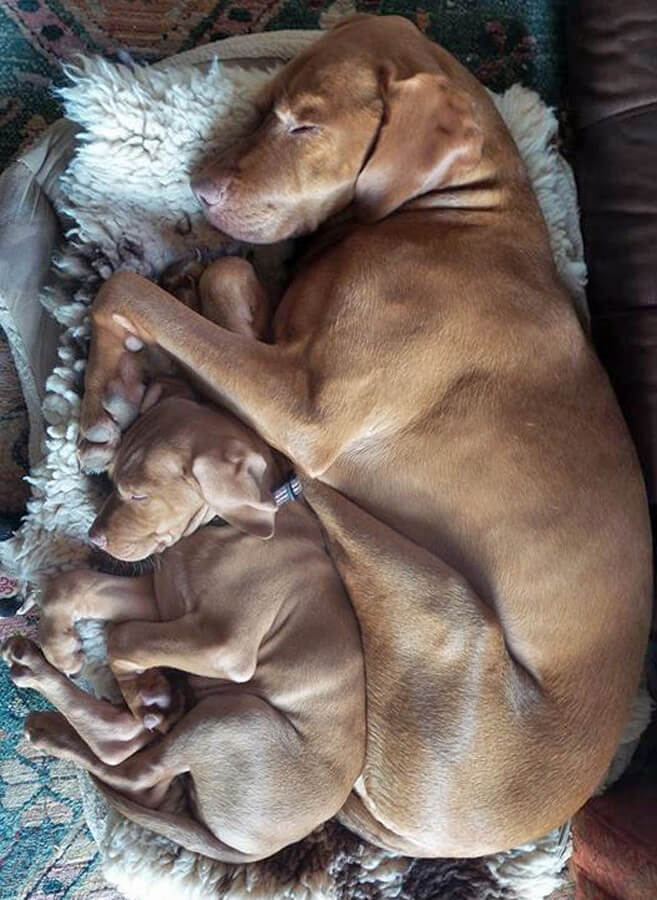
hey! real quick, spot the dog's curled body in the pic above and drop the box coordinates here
[100,492,366,861]
[7,392,365,862]
[71,15,652,857]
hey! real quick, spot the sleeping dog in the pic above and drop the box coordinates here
[3,260,365,862]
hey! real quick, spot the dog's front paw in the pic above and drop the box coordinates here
[39,611,84,677]
[77,416,123,475]
[38,574,89,676]
[79,286,151,474]
[78,348,147,473]
[101,350,147,431]
[39,625,84,677]
[137,669,184,733]
[1,635,50,690]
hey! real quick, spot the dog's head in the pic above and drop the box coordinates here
[89,385,278,561]
[192,15,483,241]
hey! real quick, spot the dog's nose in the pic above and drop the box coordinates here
[191,174,230,208]
[88,525,108,550]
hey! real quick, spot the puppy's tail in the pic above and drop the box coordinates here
[91,776,262,863]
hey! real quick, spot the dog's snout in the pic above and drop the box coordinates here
[88,524,108,550]
[191,173,231,208]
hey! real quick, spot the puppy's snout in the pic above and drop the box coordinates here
[191,173,232,208]
[88,524,108,550]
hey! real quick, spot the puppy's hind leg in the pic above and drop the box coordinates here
[178,692,349,860]
[25,709,179,808]
[3,636,150,764]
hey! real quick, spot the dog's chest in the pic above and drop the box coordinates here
[151,553,198,620]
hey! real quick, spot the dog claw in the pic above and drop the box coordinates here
[143,712,162,731]
[125,335,144,351]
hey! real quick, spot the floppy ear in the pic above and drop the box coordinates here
[330,13,374,31]
[192,440,277,540]
[139,377,196,413]
[354,69,483,222]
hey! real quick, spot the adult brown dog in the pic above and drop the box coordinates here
[74,16,652,856]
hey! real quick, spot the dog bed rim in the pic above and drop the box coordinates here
[0,29,324,469]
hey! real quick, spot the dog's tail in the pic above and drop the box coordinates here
[91,776,261,863]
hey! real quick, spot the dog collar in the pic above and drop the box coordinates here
[272,475,303,507]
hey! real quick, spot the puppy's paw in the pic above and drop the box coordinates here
[25,711,78,756]
[137,668,171,708]
[78,322,147,474]
[102,351,147,431]
[38,575,87,676]
[137,669,184,733]
[77,416,122,474]
[2,635,50,689]
[39,619,84,677]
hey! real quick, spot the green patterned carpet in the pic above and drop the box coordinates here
[0,619,114,900]
[0,3,567,899]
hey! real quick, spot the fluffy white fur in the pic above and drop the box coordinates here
[57,57,271,274]
[0,37,647,900]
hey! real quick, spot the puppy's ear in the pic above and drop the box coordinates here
[139,377,196,413]
[354,69,483,222]
[330,13,375,31]
[192,441,277,540]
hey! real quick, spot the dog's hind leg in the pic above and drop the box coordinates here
[3,636,151,764]
[24,708,179,808]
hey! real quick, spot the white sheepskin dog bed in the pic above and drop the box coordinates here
[1,26,651,900]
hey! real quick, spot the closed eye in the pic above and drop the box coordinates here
[131,494,148,502]
[289,124,319,135]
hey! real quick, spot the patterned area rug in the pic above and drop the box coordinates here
[0,617,117,900]
[0,4,569,899]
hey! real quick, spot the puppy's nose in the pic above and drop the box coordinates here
[191,174,231,208]
[88,525,108,550]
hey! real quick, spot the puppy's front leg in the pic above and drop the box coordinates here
[108,614,259,684]
[38,571,177,733]
[39,570,157,675]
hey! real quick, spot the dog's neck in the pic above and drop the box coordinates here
[295,164,509,269]
[259,442,284,493]
[295,208,360,268]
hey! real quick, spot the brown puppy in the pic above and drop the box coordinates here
[75,16,651,856]
[4,389,365,861]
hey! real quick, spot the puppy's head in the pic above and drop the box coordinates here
[192,14,482,241]
[89,387,278,561]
